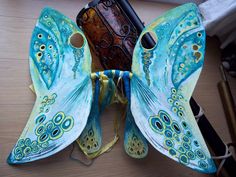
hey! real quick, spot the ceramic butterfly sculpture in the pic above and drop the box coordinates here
[7,7,94,164]
[8,4,216,174]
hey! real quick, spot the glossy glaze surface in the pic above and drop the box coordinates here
[131,3,216,173]
[7,7,93,164]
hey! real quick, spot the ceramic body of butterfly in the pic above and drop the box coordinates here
[7,3,216,174]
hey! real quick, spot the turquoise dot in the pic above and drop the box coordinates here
[61,117,74,132]
[187,151,196,160]
[55,115,63,123]
[172,122,181,134]
[53,112,65,125]
[174,101,180,107]
[179,154,189,165]
[171,88,177,94]
[41,142,49,148]
[172,94,177,100]
[15,153,24,160]
[50,126,63,140]
[14,147,22,155]
[169,148,176,156]
[150,116,164,133]
[31,145,39,153]
[25,138,31,147]
[17,139,25,147]
[172,106,178,113]
[178,146,185,153]
[173,133,180,142]
[197,32,202,37]
[183,143,190,150]
[31,140,38,147]
[186,131,192,137]
[36,114,46,124]
[179,106,184,111]
[46,121,54,132]
[178,95,184,100]
[23,146,31,156]
[164,130,173,138]
[88,128,94,137]
[182,136,190,143]
[198,160,208,169]
[177,111,184,117]
[187,21,192,26]
[35,124,45,136]
[160,111,171,125]
[165,139,174,148]
[194,140,199,147]
[195,149,206,160]
[39,132,49,143]
[168,98,174,104]
[181,121,188,129]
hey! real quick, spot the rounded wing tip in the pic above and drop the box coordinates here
[193,158,217,174]
[7,153,17,165]
[207,159,217,174]
[7,152,24,165]
[123,135,149,159]
[124,147,149,159]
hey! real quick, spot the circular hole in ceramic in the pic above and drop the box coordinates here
[70,33,84,48]
[141,31,157,50]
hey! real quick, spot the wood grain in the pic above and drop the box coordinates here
[0,0,235,177]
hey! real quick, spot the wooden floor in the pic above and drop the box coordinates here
[0,0,235,177]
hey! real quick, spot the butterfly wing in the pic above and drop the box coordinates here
[131,3,216,173]
[124,107,148,159]
[77,79,102,154]
[7,8,93,164]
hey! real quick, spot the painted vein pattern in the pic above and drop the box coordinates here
[131,3,216,173]
[8,8,93,164]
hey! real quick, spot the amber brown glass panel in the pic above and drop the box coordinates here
[77,0,138,71]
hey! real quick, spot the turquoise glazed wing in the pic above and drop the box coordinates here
[7,8,93,164]
[131,3,216,173]
[124,107,148,159]
[123,72,148,159]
